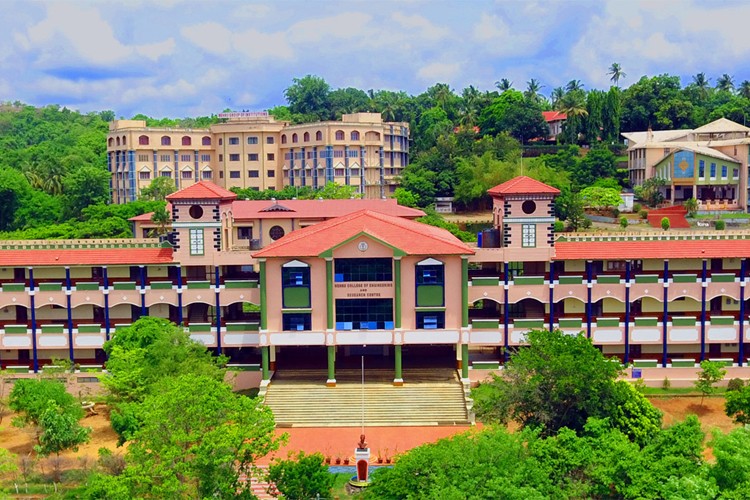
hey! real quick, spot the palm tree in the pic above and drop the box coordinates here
[566,80,584,92]
[525,78,544,103]
[495,78,513,93]
[691,72,711,100]
[557,92,588,118]
[739,80,750,99]
[550,87,566,107]
[607,63,626,86]
[459,85,482,126]
[717,74,735,92]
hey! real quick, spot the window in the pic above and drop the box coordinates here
[266,137,274,144]
[335,298,393,330]
[229,154,240,161]
[347,150,359,158]
[351,131,360,141]
[229,171,240,179]
[334,150,344,158]
[248,153,259,161]
[200,154,211,162]
[160,171,172,178]
[237,227,252,240]
[139,171,150,180]
[292,133,298,143]
[248,170,259,178]
[722,165,728,178]
[219,171,224,178]
[247,136,258,145]
[219,138,223,145]
[267,153,275,161]
[284,152,292,160]
[351,168,359,176]
[699,160,705,178]
[283,313,311,331]
[228,137,239,145]
[522,200,536,214]
[139,135,149,145]
[161,136,171,146]
[316,131,323,141]
[303,132,310,142]
[335,130,345,140]
[181,154,191,162]
[522,224,536,248]
[335,168,345,177]
[710,163,716,178]
[307,151,313,159]
[218,154,223,162]
[160,154,171,162]
[202,136,211,146]
[189,205,203,219]
[733,168,739,178]
[416,312,445,329]
[189,229,204,255]
[202,170,212,179]
[417,264,444,285]
[182,136,191,146]
[281,134,287,144]
[138,154,150,161]
[181,170,192,179]
[267,170,275,177]
[282,264,310,308]
[335,258,392,282]
[269,225,285,240]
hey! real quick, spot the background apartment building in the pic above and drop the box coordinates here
[107,112,409,204]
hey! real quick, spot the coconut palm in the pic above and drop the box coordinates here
[557,91,588,118]
[566,80,584,92]
[691,72,711,100]
[550,87,566,107]
[739,80,750,99]
[525,78,544,103]
[459,85,482,126]
[495,78,513,93]
[716,74,735,92]
[607,63,626,86]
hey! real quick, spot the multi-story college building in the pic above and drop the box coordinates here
[623,117,750,211]
[1,178,749,382]
[107,112,409,203]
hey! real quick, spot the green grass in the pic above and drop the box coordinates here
[331,472,360,499]
[693,213,750,219]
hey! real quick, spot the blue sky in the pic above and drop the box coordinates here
[1,0,749,118]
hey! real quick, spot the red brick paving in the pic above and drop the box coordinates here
[259,425,479,465]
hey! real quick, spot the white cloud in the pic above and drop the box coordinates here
[287,12,373,44]
[180,22,233,55]
[233,4,272,18]
[136,38,176,61]
[232,29,294,60]
[391,13,449,41]
[472,12,544,57]
[417,62,461,82]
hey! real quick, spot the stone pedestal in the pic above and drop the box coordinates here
[355,448,370,482]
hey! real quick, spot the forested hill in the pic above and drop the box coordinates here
[1,72,749,238]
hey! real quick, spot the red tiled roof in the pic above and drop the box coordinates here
[166,181,237,201]
[0,248,174,267]
[554,239,750,261]
[488,176,560,196]
[542,111,567,122]
[128,204,172,222]
[230,199,424,220]
[252,210,474,258]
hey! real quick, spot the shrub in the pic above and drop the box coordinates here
[633,202,642,213]
[612,208,620,218]
[553,220,565,233]
[639,209,649,219]
[581,218,593,230]
[661,217,670,231]
[662,377,671,391]
[619,216,628,229]
[715,220,726,230]
[727,378,745,392]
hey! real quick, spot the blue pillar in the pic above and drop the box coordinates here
[548,261,555,333]
[103,267,110,341]
[661,260,669,368]
[177,266,184,325]
[503,262,510,363]
[29,268,38,373]
[344,145,350,185]
[215,267,222,355]
[740,259,746,367]
[586,261,592,338]
[139,266,147,317]
[65,267,75,363]
[700,259,707,362]
[624,261,631,365]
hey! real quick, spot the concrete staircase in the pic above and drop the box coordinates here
[264,368,470,427]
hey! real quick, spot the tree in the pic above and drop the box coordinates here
[608,62,626,86]
[725,383,750,425]
[139,176,175,202]
[314,181,361,200]
[579,186,623,210]
[472,329,625,436]
[661,217,670,231]
[0,168,31,231]
[284,75,332,121]
[683,197,699,217]
[709,427,750,495]
[149,204,170,237]
[122,375,283,499]
[453,152,517,209]
[555,190,587,231]
[35,401,91,464]
[739,80,750,99]
[268,452,334,500]
[566,79,584,92]
[62,165,110,219]
[634,177,667,207]
[717,73,735,93]
[495,78,513,92]
[524,78,545,103]
[9,378,82,428]
[695,360,727,405]
[393,187,419,207]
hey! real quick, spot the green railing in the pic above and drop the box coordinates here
[634,275,660,284]
[512,318,545,329]
[75,282,100,291]
[557,276,583,285]
[39,282,63,292]
[113,281,137,291]
[671,317,697,327]
[671,359,696,367]
[4,325,28,334]
[188,323,212,333]
[710,316,735,326]
[471,319,500,329]
[597,275,621,284]
[1,283,25,292]
[471,277,500,286]
[633,359,658,368]
[186,281,211,289]
[41,324,65,334]
[472,361,501,370]
[710,274,736,283]
[672,274,697,283]
[595,318,620,327]
[558,318,583,329]
[513,276,545,286]
[634,317,659,327]
[77,324,102,333]
[150,281,174,290]
[225,322,260,332]
[224,280,259,289]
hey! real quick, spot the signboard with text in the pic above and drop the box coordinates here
[333,282,394,299]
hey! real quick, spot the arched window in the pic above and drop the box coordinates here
[202,136,211,146]
[161,136,171,146]
[108,137,114,147]
[117,137,121,146]
[303,132,310,142]
[139,135,149,145]
[122,135,126,145]
[351,131,360,141]
[335,130,344,140]
[365,131,381,141]
[182,136,191,146]
[292,133,298,143]
[281,134,287,144]
[316,131,322,141]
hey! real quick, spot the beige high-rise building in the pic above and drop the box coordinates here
[107,112,409,203]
